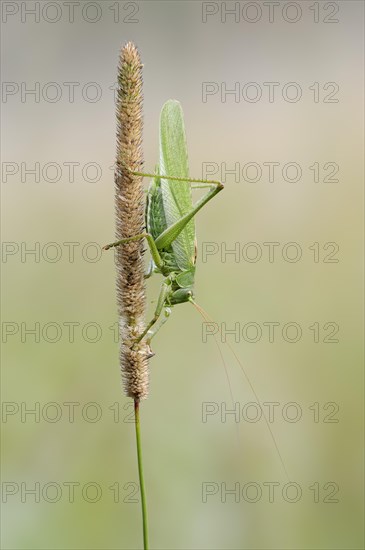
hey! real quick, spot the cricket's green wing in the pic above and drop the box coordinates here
[159,100,196,271]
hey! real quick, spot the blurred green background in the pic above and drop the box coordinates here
[1,1,363,548]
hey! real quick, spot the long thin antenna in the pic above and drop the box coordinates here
[190,299,290,481]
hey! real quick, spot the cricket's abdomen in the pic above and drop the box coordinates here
[159,250,180,276]
[146,176,196,279]
[146,177,167,241]
[146,177,180,275]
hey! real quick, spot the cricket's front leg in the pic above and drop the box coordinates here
[103,232,164,272]
[133,278,172,347]
[146,307,171,346]
[144,260,155,279]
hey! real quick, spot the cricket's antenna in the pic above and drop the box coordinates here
[189,298,236,412]
[189,298,290,482]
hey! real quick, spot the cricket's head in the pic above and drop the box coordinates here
[170,287,194,305]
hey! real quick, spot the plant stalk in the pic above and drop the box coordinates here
[134,398,149,550]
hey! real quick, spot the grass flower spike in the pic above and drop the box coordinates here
[115,42,149,401]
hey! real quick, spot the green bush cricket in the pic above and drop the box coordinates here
[104,99,224,349]
[106,89,288,549]
[107,47,288,549]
